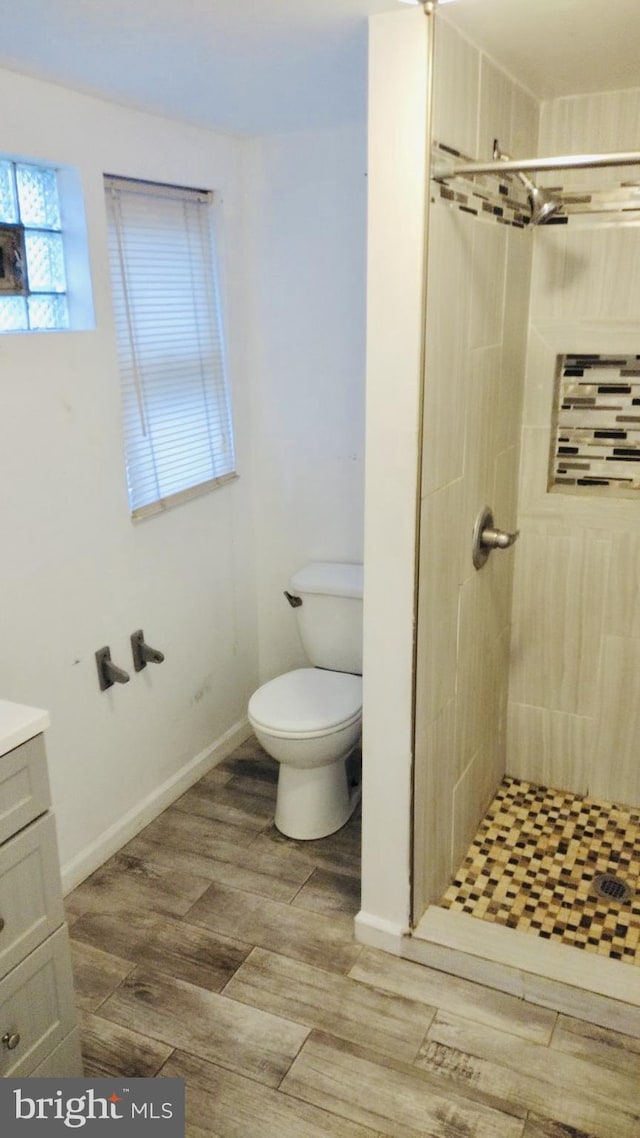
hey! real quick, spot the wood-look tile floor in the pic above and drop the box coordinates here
[65,738,640,1138]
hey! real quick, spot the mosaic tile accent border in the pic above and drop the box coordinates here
[432,142,640,227]
[440,777,640,966]
[432,142,530,228]
[551,353,640,493]
[557,182,640,218]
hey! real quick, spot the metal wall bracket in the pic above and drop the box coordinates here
[96,647,131,691]
[131,629,165,672]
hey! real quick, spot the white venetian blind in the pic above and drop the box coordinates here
[105,175,236,519]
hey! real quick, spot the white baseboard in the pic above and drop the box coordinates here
[354,910,410,955]
[60,717,252,894]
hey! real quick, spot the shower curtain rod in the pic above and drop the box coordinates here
[433,150,640,181]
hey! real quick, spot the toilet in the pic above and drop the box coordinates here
[248,562,363,840]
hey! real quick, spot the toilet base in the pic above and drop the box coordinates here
[274,755,361,840]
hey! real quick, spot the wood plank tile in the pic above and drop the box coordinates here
[179,1125,223,1138]
[421,1010,639,1138]
[292,866,361,916]
[173,782,274,832]
[280,1031,524,1138]
[78,1009,173,1078]
[160,1049,381,1138]
[186,881,362,974]
[223,947,434,1062]
[551,1013,640,1079]
[130,807,312,892]
[173,1124,222,1138]
[119,833,305,903]
[194,764,234,788]
[348,948,556,1044]
[70,909,251,992]
[139,803,258,852]
[213,741,279,800]
[225,770,278,802]
[64,850,212,923]
[217,737,278,782]
[64,731,640,1138]
[250,816,361,880]
[69,939,134,1013]
[522,1117,597,1138]
[523,969,640,1038]
[99,964,309,1087]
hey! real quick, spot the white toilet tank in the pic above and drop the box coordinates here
[289,562,363,675]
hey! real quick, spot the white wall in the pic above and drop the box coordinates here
[0,67,258,886]
[358,7,429,948]
[243,126,367,683]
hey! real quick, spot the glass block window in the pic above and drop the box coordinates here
[550,353,640,493]
[0,159,68,333]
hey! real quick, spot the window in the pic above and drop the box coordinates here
[105,175,236,520]
[0,159,69,332]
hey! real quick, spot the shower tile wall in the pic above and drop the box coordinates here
[413,17,538,911]
[508,87,640,810]
[537,89,640,194]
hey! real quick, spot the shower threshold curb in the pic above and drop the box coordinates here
[408,906,640,1038]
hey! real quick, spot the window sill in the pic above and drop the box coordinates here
[131,471,239,522]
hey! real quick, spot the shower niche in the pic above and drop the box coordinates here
[550,353,640,494]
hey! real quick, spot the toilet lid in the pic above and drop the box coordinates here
[248,668,362,735]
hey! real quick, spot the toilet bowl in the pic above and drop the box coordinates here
[248,562,363,840]
[248,668,362,840]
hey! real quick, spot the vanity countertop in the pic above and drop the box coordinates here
[0,700,50,757]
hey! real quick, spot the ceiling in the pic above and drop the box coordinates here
[442,0,640,102]
[0,0,638,135]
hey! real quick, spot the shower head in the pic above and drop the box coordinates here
[492,141,563,226]
[516,169,563,226]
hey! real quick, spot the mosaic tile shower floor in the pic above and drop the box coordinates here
[440,777,640,966]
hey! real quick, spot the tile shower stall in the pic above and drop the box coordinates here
[410,13,640,977]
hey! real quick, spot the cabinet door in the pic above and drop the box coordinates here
[0,734,50,846]
[0,926,77,1076]
[31,1027,84,1077]
[0,813,65,982]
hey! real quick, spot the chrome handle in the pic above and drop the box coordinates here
[472,506,519,569]
[2,1031,21,1050]
[481,525,519,550]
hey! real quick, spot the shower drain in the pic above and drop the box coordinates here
[591,873,633,903]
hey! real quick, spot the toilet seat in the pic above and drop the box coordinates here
[248,668,362,739]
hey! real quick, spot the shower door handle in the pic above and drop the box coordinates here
[472,506,519,569]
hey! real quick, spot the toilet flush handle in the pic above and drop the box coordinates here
[284,591,302,608]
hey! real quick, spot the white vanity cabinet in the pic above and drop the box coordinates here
[0,702,83,1077]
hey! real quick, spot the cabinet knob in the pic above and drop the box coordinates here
[2,1031,20,1050]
